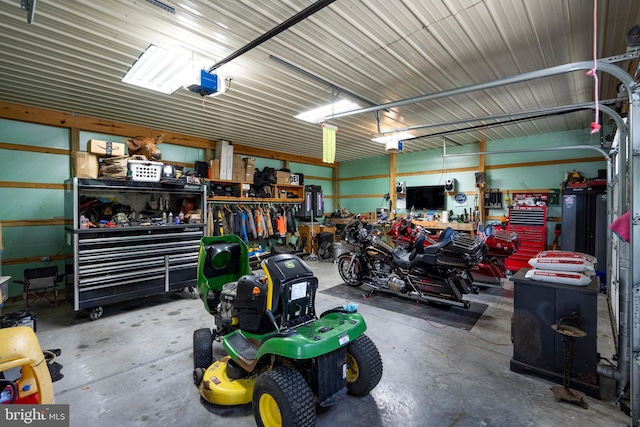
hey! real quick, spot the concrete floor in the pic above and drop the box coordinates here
[1,259,631,427]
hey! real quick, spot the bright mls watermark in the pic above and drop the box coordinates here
[2,405,69,426]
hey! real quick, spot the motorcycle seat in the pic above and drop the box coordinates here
[421,240,449,255]
[392,248,417,269]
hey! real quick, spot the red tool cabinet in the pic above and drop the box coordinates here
[505,205,547,273]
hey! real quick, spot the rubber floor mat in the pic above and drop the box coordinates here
[320,284,489,330]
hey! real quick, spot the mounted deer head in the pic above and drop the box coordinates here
[125,133,164,161]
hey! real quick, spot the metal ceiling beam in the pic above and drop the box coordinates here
[381,99,625,136]
[322,61,636,121]
[208,0,336,72]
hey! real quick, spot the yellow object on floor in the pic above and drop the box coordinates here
[0,326,54,404]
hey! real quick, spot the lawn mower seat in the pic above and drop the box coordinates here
[262,254,317,330]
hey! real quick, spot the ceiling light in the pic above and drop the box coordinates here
[371,132,413,144]
[122,45,196,94]
[295,99,360,123]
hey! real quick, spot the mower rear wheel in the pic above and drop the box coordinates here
[346,334,383,396]
[193,328,213,370]
[253,365,315,427]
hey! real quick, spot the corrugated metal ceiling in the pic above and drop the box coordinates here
[0,0,638,162]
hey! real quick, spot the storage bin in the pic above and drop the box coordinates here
[128,159,163,182]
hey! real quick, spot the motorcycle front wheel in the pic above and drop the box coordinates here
[338,255,363,287]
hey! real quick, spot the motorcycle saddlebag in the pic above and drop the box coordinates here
[234,273,271,334]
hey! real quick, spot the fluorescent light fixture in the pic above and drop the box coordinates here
[295,99,360,123]
[122,45,197,94]
[371,132,413,144]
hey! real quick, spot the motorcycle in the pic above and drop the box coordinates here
[337,215,488,309]
[388,218,520,286]
[470,224,520,286]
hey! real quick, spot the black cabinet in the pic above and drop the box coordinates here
[561,187,607,269]
[510,269,599,397]
[64,178,206,319]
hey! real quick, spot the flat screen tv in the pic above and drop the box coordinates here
[405,185,446,211]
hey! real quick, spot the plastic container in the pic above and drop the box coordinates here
[80,215,89,229]
[128,159,163,182]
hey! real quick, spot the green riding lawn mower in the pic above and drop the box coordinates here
[193,235,383,426]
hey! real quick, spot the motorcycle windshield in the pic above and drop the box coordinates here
[374,238,395,254]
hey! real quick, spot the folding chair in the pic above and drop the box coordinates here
[23,266,59,308]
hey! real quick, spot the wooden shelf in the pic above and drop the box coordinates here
[207,196,303,203]
[206,179,304,203]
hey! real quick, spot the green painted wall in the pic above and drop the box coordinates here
[0,117,608,295]
[337,128,607,246]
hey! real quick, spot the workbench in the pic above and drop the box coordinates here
[413,220,478,236]
[297,223,336,254]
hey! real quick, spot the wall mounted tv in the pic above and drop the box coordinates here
[405,185,446,211]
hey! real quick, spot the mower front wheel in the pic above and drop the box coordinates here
[193,328,213,370]
[346,334,383,396]
[253,365,315,427]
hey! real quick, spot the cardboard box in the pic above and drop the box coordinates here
[275,171,290,185]
[232,154,244,167]
[87,140,126,157]
[72,151,99,178]
[208,159,220,179]
[233,162,245,176]
[215,140,233,180]
[231,171,244,182]
[244,172,254,183]
[243,157,256,168]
